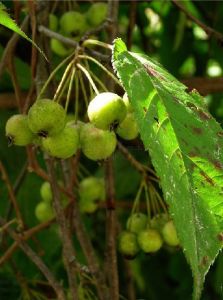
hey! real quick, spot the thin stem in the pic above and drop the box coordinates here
[78,70,89,109]
[89,69,108,92]
[74,74,79,122]
[78,55,122,87]
[65,66,76,112]
[77,63,99,95]
[83,39,112,50]
[37,54,74,101]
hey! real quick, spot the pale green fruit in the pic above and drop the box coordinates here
[79,176,105,202]
[79,198,98,214]
[60,11,87,35]
[28,99,66,137]
[49,14,58,31]
[80,123,117,160]
[126,213,147,234]
[87,92,127,130]
[123,92,133,112]
[116,113,139,140]
[40,181,52,202]
[35,201,55,222]
[150,213,169,232]
[50,38,71,57]
[162,220,180,247]
[5,114,35,146]
[137,229,163,253]
[118,231,140,259]
[86,3,108,27]
[42,122,79,159]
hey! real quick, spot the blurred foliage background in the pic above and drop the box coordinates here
[0,1,223,299]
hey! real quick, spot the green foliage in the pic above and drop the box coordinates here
[113,38,223,299]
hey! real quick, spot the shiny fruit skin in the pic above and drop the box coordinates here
[116,113,139,140]
[5,114,34,146]
[41,122,79,159]
[80,123,117,161]
[28,99,66,137]
[126,213,147,234]
[87,92,127,130]
[118,231,140,259]
[162,220,180,247]
[86,3,108,27]
[40,181,53,202]
[137,228,163,253]
[35,201,54,222]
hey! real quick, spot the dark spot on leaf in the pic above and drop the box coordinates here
[217,131,223,137]
[212,160,223,170]
[143,107,147,113]
[217,233,223,241]
[154,117,159,123]
[197,109,211,121]
[186,102,197,110]
[192,127,203,135]
[188,151,197,157]
[143,64,165,80]
[199,171,214,186]
[200,256,209,267]
[173,97,180,104]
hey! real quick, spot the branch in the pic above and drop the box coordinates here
[172,0,223,43]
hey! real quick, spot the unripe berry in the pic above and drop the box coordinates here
[41,122,79,159]
[49,14,58,31]
[80,123,117,161]
[123,92,133,112]
[60,11,88,36]
[137,228,163,253]
[126,213,147,233]
[162,220,180,247]
[28,99,66,137]
[87,92,127,130]
[79,176,105,202]
[79,199,98,214]
[86,3,108,27]
[50,38,71,57]
[35,201,55,222]
[118,231,140,259]
[150,213,169,232]
[5,114,35,146]
[40,181,52,202]
[116,113,139,140]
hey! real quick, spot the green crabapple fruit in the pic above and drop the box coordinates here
[87,92,127,130]
[28,99,66,137]
[150,213,169,232]
[50,38,71,57]
[79,199,98,214]
[41,122,79,159]
[126,213,147,234]
[86,3,108,27]
[79,176,105,202]
[162,220,180,247]
[123,92,133,112]
[60,11,87,36]
[5,114,35,146]
[116,113,139,140]
[118,231,140,259]
[35,201,55,222]
[49,14,58,31]
[40,181,53,202]
[137,228,163,253]
[80,123,117,161]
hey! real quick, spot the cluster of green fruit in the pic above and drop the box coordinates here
[35,181,55,222]
[78,176,105,214]
[118,213,180,259]
[50,2,108,57]
[5,92,138,161]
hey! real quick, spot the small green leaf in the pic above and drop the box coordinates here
[0,3,47,60]
[113,38,223,300]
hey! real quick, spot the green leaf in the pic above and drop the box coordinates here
[112,38,223,300]
[0,3,47,60]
